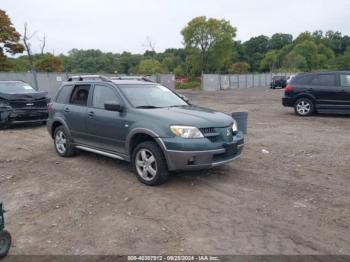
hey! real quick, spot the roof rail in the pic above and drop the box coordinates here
[67,75,111,82]
[110,76,154,82]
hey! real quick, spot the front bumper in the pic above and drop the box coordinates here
[0,108,48,124]
[163,132,244,171]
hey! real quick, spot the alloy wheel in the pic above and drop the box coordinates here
[296,100,311,115]
[135,149,158,181]
[55,130,67,154]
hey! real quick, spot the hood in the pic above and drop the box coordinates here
[0,91,48,101]
[139,105,233,128]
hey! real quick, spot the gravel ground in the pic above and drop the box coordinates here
[0,88,349,255]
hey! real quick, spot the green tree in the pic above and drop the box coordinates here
[292,40,318,70]
[228,62,250,74]
[34,54,63,72]
[181,16,236,73]
[137,59,162,75]
[0,9,24,70]
[260,50,278,71]
[283,51,307,71]
[242,35,269,71]
[332,45,350,70]
[269,33,293,50]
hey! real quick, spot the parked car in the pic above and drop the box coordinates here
[282,71,350,116]
[270,76,287,89]
[47,75,244,185]
[0,81,49,127]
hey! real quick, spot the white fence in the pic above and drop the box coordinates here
[202,73,297,91]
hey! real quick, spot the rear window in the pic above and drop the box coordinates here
[55,85,72,103]
[310,74,336,86]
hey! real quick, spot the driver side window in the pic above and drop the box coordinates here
[92,85,120,109]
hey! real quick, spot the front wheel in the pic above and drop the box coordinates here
[54,126,76,157]
[132,141,169,186]
[294,98,314,116]
[0,230,12,258]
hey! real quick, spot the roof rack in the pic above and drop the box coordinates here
[110,76,154,82]
[67,75,111,82]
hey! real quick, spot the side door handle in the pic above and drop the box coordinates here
[64,107,70,113]
[88,111,95,117]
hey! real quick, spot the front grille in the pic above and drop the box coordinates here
[9,99,48,109]
[200,127,216,134]
[200,127,221,142]
[200,126,234,143]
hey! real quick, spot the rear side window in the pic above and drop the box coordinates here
[340,75,350,87]
[295,75,313,85]
[70,85,91,106]
[55,85,72,104]
[310,74,336,86]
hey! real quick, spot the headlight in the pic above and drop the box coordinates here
[170,125,204,138]
[232,119,238,132]
[0,100,9,108]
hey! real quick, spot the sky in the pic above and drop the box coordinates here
[2,0,350,55]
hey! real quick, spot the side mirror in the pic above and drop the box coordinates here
[178,94,189,103]
[104,101,123,112]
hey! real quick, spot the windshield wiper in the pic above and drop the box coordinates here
[136,105,162,109]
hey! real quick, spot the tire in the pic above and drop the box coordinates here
[132,141,169,186]
[0,230,12,259]
[53,126,76,157]
[294,97,314,116]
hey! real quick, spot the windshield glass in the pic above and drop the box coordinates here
[0,82,36,94]
[118,84,188,108]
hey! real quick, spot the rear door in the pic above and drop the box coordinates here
[339,73,350,110]
[63,84,91,144]
[86,84,127,154]
[309,73,342,109]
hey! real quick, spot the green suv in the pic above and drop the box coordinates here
[47,76,244,185]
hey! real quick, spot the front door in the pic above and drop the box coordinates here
[86,84,127,154]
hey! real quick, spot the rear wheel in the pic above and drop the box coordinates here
[0,230,11,258]
[54,126,76,157]
[294,97,314,116]
[132,141,169,186]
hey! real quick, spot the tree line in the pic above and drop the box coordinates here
[1,10,350,77]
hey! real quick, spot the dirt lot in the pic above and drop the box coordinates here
[1,88,349,255]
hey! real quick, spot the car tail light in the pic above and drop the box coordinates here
[284,85,293,93]
[47,102,53,112]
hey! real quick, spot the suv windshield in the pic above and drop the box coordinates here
[0,82,36,94]
[118,84,188,108]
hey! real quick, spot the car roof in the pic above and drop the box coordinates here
[111,80,156,85]
[297,71,350,76]
[0,80,26,83]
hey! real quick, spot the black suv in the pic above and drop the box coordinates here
[0,81,49,127]
[47,75,244,186]
[270,76,287,89]
[282,71,350,116]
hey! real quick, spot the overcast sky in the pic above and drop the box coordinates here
[2,0,350,55]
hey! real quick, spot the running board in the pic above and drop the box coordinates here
[75,146,125,160]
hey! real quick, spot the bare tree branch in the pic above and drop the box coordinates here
[39,34,46,56]
[23,22,36,69]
